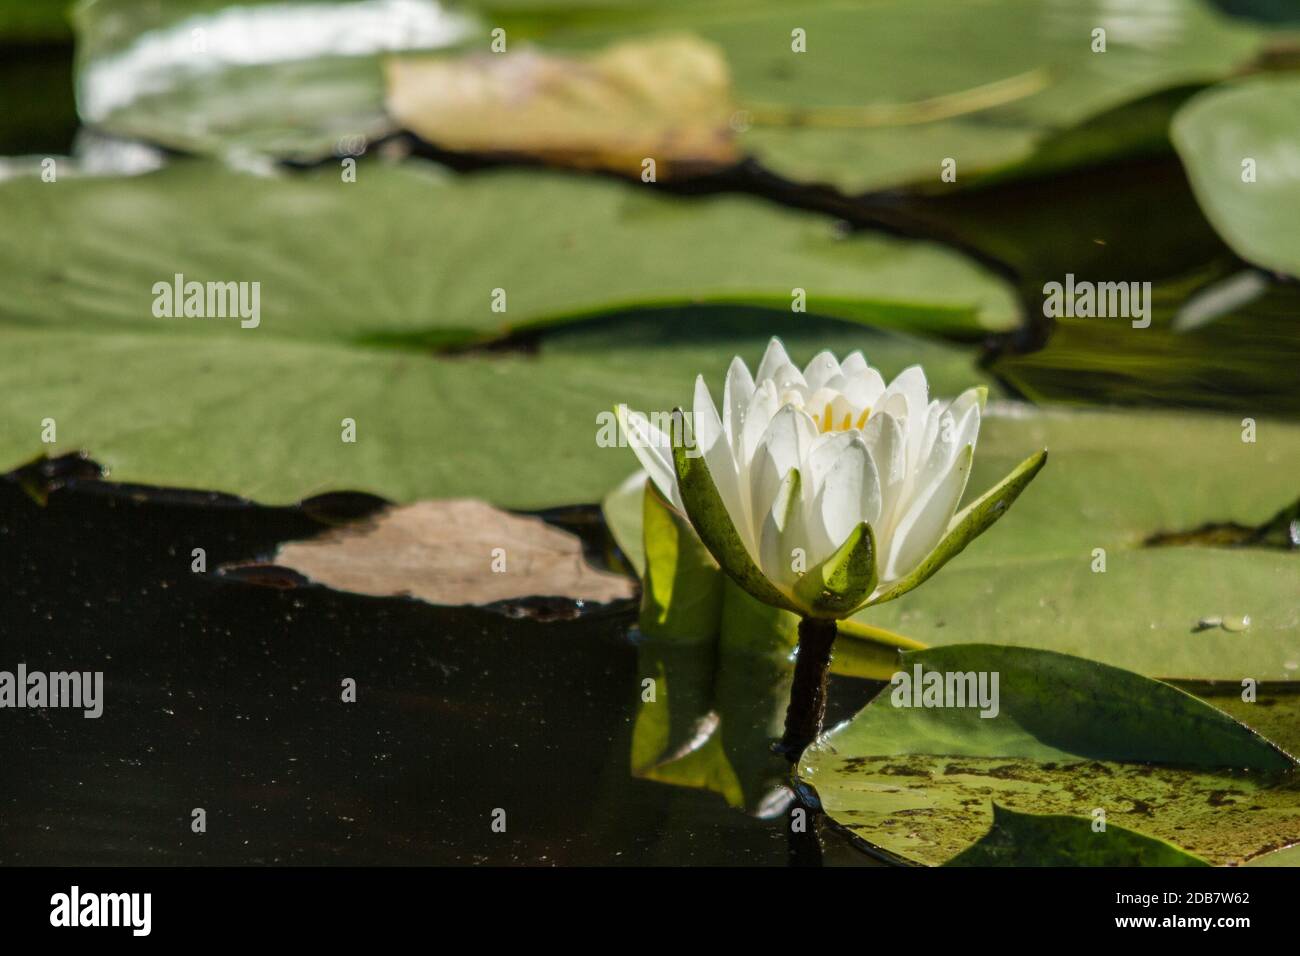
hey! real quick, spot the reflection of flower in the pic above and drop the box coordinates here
[620,338,1044,620]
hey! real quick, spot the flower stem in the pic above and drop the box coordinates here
[776,615,838,764]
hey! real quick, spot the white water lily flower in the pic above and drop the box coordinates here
[619,338,1045,619]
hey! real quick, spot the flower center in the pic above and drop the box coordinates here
[817,402,870,434]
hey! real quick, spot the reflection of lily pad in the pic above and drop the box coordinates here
[948,806,1209,867]
[799,645,1300,866]
[73,0,479,161]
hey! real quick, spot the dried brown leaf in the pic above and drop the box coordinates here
[270,499,634,606]
[385,34,738,177]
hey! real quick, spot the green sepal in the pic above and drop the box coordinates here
[867,447,1046,607]
[669,408,799,614]
[793,520,879,618]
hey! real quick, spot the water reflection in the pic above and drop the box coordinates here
[78,0,475,122]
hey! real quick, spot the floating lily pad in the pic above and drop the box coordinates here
[854,405,1300,682]
[505,0,1272,193]
[799,645,1299,866]
[72,0,479,161]
[1172,74,1300,279]
[1243,842,1300,866]
[0,158,1017,347]
[74,0,1278,192]
[0,287,997,509]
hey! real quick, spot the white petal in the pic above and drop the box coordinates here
[694,375,748,546]
[839,351,868,376]
[886,445,973,581]
[879,365,930,462]
[861,411,907,532]
[802,350,841,391]
[739,380,780,465]
[841,367,886,408]
[722,355,755,455]
[619,406,681,511]
[913,401,980,508]
[808,430,858,494]
[945,386,984,431]
[755,337,794,384]
[770,362,807,392]
[813,436,870,559]
[759,468,802,590]
[748,405,815,548]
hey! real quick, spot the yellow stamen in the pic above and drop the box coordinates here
[855,408,871,429]
[822,402,834,432]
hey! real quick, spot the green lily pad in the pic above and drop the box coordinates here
[853,405,1300,681]
[499,0,1272,193]
[0,272,999,509]
[948,805,1210,867]
[1183,685,1300,756]
[72,0,480,161]
[0,159,1017,348]
[799,645,1300,866]
[76,0,1280,192]
[1173,74,1300,279]
[1243,843,1300,866]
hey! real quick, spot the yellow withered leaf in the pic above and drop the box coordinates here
[384,34,739,178]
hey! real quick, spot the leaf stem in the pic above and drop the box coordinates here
[777,615,838,764]
[743,68,1051,129]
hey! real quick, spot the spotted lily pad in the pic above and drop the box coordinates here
[799,645,1299,866]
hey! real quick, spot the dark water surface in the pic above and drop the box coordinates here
[0,468,884,865]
